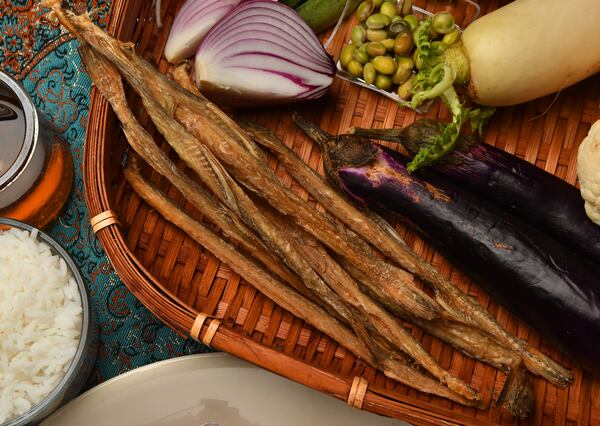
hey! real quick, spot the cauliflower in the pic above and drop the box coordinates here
[577,119,600,226]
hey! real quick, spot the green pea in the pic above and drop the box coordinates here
[363,62,376,85]
[400,0,412,16]
[413,48,422,69]
[351,25,367,46]
[375,74,393,91]
[352,49,370,64]
[365,42,386,57]
[340,43,356,68]
[403,14,418,31]
[397,75,414,100]
[372,55,397,75]
[413,21,424,44]
[388,18,410,36]
[394,32,413,56]
[391,57,414,84]
[355,0,374,22]
[372,0,384,7]
[432,11,455,34]
[381,38,395,51]
[379,2,398,19]
[431,40,447,54]
[366,13,391,29]
[366,29,388,42]
[442,28,460,45]
[347,60,364,77]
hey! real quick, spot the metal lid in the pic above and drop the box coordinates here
[0,71,37,190]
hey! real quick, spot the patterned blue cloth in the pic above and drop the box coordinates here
[1,0,207,387]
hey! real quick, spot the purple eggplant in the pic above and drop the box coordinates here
[295,115,600,374]
[352,120,600,263]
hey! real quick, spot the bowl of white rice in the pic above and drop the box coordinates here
[0,218,97,426]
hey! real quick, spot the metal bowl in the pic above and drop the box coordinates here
[0,218,98,426]
[0,70,49,210]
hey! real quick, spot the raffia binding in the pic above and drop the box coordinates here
[190,313,221,347]
[203,319,221,346]
[91,210,120,234]
[347,376,369,409]
[190,313,209,340]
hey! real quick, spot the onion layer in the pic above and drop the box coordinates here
[195,0,336,106]
[165,0,242,63]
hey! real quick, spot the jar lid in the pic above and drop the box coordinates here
[0,72,37,190]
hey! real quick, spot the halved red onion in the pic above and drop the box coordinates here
[164,0,243,63]
[195,0,336,106]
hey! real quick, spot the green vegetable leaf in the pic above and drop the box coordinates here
[402,12,495,172]
[414,18,433,67]
[407,87,496,173]
[411,64,456,110]
[469,107,496,135]
[407,100,467,173]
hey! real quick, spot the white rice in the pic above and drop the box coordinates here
[0,228,82,424]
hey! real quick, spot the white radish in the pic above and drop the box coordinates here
[459,0,600,106]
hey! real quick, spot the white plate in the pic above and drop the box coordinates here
[42,353,410,426]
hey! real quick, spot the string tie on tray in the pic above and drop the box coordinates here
[90,210,120,234]
[347,376,369,409]
[190,312,221,347]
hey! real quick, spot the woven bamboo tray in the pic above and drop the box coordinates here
[83,0,600,424]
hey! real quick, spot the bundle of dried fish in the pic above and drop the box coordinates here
[71,24,478,404]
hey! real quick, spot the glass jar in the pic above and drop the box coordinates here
[0,71,73,228]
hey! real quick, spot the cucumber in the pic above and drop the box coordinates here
[296,0,362,34]
[280,0,308,8]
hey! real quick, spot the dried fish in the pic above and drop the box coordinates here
[69,17,481,402]
[124,161,480,407]
[336,245,521,372]
[78,44,309,299]
[78,43,381,362]
[123,159,374,365]
[258,201,480,401]
[496,364,535,419]
[412,319,520,373]
[123,52,478,397]
[45,4,441,324]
